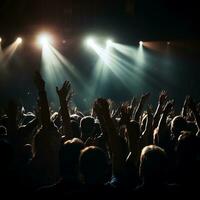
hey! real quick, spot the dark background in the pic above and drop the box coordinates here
[0,0,200,111]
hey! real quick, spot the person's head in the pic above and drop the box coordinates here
[139,145,168,184]
[32,123,60,157]
[60,138,84,181]
[71,120,81,138]
[171,116,188,138]
[80,116,95,141]
[79,146,108,184]
[176,132,200,185]
[51,112,62,129]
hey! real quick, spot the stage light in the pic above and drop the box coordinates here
[86,37,95,47]
[0,37,2,43]
[37,33,52,47]
[16,37,22,44]
[139,41,143,46]
[106,39,113,47]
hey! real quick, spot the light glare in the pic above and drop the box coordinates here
[37,33,52,47]
[139,41,143,46]
[86,38,95,47]
[106,39,113,46]
[16,37,22,44]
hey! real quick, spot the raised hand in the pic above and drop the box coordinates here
[119,103,133,125]
[134,92,150,122]
[56,81,71,102]
[187,96,196,111]
[163,100,174,114]
[93,98,110,119]
[159,90,168,105]
[56,80,73,138]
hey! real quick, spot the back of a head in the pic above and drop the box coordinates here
[71,120,81,138]
[80,116,95,141]
[79,146,108,184]
[177,132,200,162]
[60,138,84,180]
[171,116,187,138]
[139,145,167,184]
[176,133,200,184]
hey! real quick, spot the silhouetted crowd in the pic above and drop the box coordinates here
[0,72,199,198]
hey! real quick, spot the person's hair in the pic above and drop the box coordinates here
[60,138,84,180]
[176,132,200,184]
[170,116,187,137]
[176,132,200,162]
[139,145,167,183]
[71,120,81,138]
[80,116,95,141]
[79,146,108,184]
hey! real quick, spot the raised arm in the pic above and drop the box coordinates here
[141,105,154,146]
[181,95,189,118]
[155,100,173,145]
[134,92,150,122]
[56,80,73,139]
[153,90,168,130]
[94,98,126,176]
[34,71,50,129]
[187,96,200,136]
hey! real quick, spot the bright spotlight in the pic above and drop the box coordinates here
[106,39,113,46]
[0,37,2,43]
[139,41,143,46]
[16,37,22,44]
[37,33,52,47]
[86,37,95,47]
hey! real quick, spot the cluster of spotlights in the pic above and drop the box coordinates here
[0,33,52,48]
[0,34,172,49]
[85,37,114,48]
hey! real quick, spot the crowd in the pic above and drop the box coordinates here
[0,71,199,198]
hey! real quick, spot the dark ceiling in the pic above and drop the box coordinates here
[0,0,199,41]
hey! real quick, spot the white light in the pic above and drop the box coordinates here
[0,37,2,43]
[167,41,170,45]
[139,41,143,46]
[106,39,113,46]
[16,37,22,44]
[86,37,95,47]
[37,33,52,46]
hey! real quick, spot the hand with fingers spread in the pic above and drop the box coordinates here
[56,81,72,103]
[56,80,73,138]
[163,100,174,115]
[187,96,196,112]
[134,92,150,122]
[159,90,168,105]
